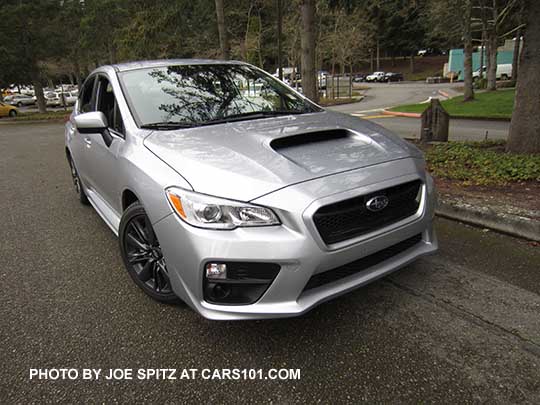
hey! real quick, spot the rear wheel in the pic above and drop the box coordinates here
[8,109,16,117]
[67,155,89,205]
[119,203,179,304]
[17,102,22,107]
[501,74,509,80]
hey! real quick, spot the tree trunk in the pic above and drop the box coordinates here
[109,44,117,64]
[486,31,497,90]
[507,0,540,154]
[376,37,380,71]
[277,0,283,80]
[479,1,487,81]
[73,60,82,89]
[486,0,498,91]
[463,0,474,101]
[510,28,521,87]
[215,0,229,60]
[31,71,47,114]
[300,0,318,102]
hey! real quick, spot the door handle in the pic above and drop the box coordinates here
[84,137,92,145]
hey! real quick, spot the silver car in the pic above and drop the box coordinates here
[65,60,437,320]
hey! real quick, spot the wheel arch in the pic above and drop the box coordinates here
[121,188,141,211]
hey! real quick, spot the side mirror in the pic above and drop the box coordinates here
[73,111,108,133]
[73,111,113,147]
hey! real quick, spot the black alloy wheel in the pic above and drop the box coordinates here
[119,202,178,303]
[67,156,89,205]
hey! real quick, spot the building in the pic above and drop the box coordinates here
[446,38,521,80]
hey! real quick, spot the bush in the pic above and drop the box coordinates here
[424,140,540,185]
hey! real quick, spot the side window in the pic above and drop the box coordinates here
[96,76,124,136]
[79,77,96,113]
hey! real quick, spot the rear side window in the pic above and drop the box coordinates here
[79,77,95,113]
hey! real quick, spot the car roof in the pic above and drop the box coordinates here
[107,59,248,73]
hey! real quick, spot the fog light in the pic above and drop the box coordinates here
[206,263,227,279]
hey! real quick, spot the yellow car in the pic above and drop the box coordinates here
[0,102,18,117]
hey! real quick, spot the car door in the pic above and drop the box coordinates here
[81,74,126,214]
[0,102,8,117]
[69,75,97,189]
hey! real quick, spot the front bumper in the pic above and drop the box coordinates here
[154,159,438,320]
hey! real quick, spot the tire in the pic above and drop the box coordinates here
[67,155,90,205]
[8,109,17,117]
[17,102,22,107]
[501,74,508,81]
[119,202,179,304]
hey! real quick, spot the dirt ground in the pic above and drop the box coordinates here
[434,177,540,221]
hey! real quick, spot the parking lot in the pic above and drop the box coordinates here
[1,122,539,403]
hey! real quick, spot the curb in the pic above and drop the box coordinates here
[436,200,540,242]
[0,117,69,125]
[438,89,451,98]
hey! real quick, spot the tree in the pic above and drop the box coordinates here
[215,0,230,59]
[507,0,540,154]
[463,0,475,101]
[0,0,64,113]
[300,0,318,102]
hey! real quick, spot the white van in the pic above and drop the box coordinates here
[473,64,512,80]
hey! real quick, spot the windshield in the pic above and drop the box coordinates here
[118,64,321,127]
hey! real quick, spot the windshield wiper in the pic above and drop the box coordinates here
[201,110,310,126]
[140,122,197,130]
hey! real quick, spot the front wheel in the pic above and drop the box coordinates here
[8,109,17,117]
[119,203,179,304]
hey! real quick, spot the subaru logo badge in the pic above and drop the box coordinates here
[366,195,389,212]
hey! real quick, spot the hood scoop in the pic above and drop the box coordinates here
[269,129,386,175]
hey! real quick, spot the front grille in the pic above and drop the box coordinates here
[303,234,422,292]
[313,180,422,245]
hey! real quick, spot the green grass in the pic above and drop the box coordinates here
[13,110,72,121]
[423,140,540,186]
[389,89,515,119]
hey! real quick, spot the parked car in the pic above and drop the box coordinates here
[8,94,35,107]
[385,72,404,82]
[65,60,438,320]
[46,91,77,107]
[472,64,512,81]
[353,74,367,83]
[365,71,386,82]
[0,102,18,117]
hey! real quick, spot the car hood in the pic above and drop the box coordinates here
[143,110,423,201]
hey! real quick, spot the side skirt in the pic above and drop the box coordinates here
[85,186,121,237]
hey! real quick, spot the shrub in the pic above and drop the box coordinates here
[424,140,540,185]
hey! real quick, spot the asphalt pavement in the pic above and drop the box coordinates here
[1,122,539,403]
[365,116,510,141]
[339,81,464,113]
[329,81,510,141]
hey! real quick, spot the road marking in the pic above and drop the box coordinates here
[351,113,394,119]
[363,115,394,119]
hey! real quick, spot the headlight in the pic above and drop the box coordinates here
[165,187,280,230]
